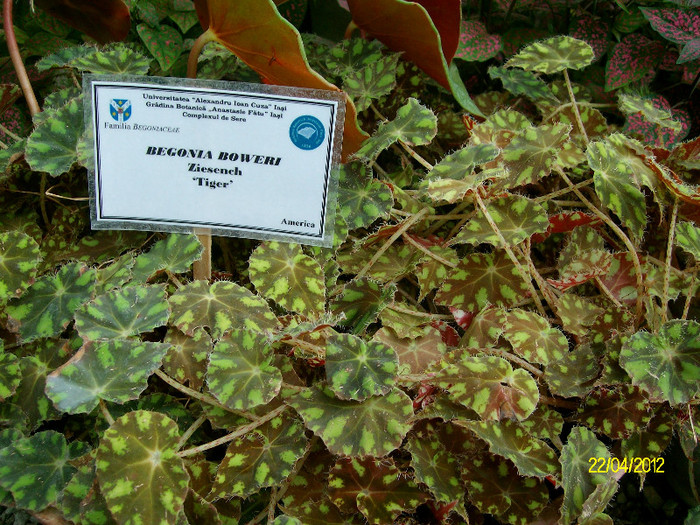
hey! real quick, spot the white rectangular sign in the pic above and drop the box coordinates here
[84,75,345,247]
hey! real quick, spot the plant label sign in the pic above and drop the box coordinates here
[84,75,345,247]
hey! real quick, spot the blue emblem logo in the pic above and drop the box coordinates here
[289,115,325,150]
[110,99,132,122]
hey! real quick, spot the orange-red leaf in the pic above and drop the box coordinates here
[34,0,130,44]
[194,0,367,159]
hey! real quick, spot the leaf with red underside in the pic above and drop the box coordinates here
[193,0,367,159]
[346,0,482,116]
[605,34,665,91]
[531,211,601,243]
[35,0,130,44]
[597,252,640,306]
[670,135,700,170]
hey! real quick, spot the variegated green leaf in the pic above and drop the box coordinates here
[61,457,116,525]
[169,280,279,338]
[545,344,601,398]
[36,44,94,70]
[488,66,558,102]
[506,36,595,73]
[675,221,700,260]
[407,434,462,504]
[576,386,651,439]
[433,355,538,421]
[502,309,569,365]
[45,339,169,414]
[289,386,412,457]
[435,252,529,311]
[452,195,549,247]
[337,163,393,229]
[460,419,560,479]
[325,38,385,78]
[0,349,20,402]
[132,234,204,283]
[25,97,83,177]
[249,242,325,317]
[327,457,427,524]
[426,143,499,180]
[619,93,682,132]
[0,231,41,303]
[137,23,183,71]
[74,285,170,340]
[560,427,615,525]
[0,430,84,511]
[206,329,282,411]
[211,413,307,498]
[471,109,531,148]
[163,328,211,391]
[620,320,700,405]
[462,451,549,525]
[344,54,400,112]
[586,137,647,239]
[69,43,151,75]
[331,278,396,335]
[355,98,437,160]
[6,262,96,342]
[325,333,397,401]
[96,411,189,525]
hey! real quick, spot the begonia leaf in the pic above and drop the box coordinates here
[0,230,41,303]
[288,386,413,457]
[71,43,151,75]
[96,411,188,525]
[459,419,560,479]
[406,434,462,504]
[545,344,601,398]
[425,143,499,180]
[331,278,396,334]
[619,93,682,132]
[25,97,83,177]
[640,8,700,46]
[169,280,279,338]
[325,333,397,401]
[211,413,307,498]
[6,262,96,342]
[325,38,384,78]
[621,410,674,467]
[137,23,183,71]
[206,329,282,410]
[0,347,19,402]
[328,457,427,523]
[462,451,549,524]
[337,240,422,283]
[433,354,538,421]
[74,285,170,340]
[249,241,326,317]
[471,109,530,148]
[435,252,529,312]
[61,458,115,525]
[0,430,83,511]
[46,339,169,414]
[570,13,610,61]
[521,405,564,441]
[343,54,400,112]
[675,221,700,260]
[355,98,437,160]
[502,309,568,365]
[452,195,549,247]
[373,325,445,374]
[337,163,393,229]
[34,0,130,44]
[163,328,211,391]
[499,123,570,188]
[560,427,615,525]
[576,386,651,439]
[619,320,700,405]
[506,36,594,73]
[131,234,204,283]
[414,245,460,300]
[488,66,557,102]
[194,0,367,158]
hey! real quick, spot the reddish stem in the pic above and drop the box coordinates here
[3,0,40,116]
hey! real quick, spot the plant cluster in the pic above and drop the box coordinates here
[0,0,699,524]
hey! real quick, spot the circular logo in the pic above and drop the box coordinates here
[289,115,325,150]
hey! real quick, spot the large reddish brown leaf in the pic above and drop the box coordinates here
[347,0,458,89]
[194,0,367,159]
[35,0,130,44]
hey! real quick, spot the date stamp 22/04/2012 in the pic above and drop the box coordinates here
[589,456,664,474]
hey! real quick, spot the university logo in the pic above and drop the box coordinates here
[289,115,325,150]
[110,99,132,122]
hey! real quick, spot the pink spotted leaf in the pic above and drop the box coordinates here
[640,8,700,45]
[605,34,665,91]
[454,20,502,62]
[570,13,610,61]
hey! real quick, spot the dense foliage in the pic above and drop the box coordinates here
[0,0,699,524]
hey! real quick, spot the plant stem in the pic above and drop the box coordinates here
[0,121,21,141]
[661,199,679,324]
[401,232,458,268]
[562,69,589,144]
[473,192,548,318]
[99,399,115,426]
[3,0,40,116]
[187,31,216,281]
[399,139,433,171]
[176,414,207,450]
[682,272,697,320]
[39,174,50,228]
[177,405,286,458]
[355,207,428,280]
[556,167,645,322]
[533,177,594,203]
[482,347,543,378]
